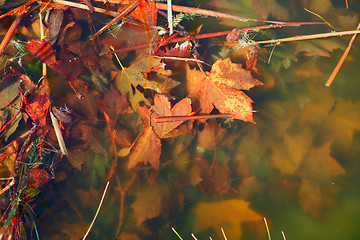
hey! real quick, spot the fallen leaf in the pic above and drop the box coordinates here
[98,85,129,121]
[23,93,50,127]
[195,158,231,194]
[131,181,170,226]
[128,127,161,170]
[297,142,345,217]
[252,0,289,20]
[187,58,263,123]
[26,39,85,82]
[192,199,262,239]
[270,129,346,217]
[197,120,227,148]
[0,71,19,109]
[151,94,192,138]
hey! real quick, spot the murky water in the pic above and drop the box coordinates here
[4,0,360,239]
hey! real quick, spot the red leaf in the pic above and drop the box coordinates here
[24,93,50,127]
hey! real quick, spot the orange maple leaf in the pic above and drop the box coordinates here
[187,58,263,123]
[128,126,161,170]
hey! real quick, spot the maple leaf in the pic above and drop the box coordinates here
[131,181,170,226]
[270,129,346,217]
[195,158,231,194]
[297,142,345,217]
[187,58,263,123]
[26,39,85,82]
[151,94,192,138]
[114,55,179,109]
[98,85,129,121]
[128,127,161,170]
[192,199,262,239]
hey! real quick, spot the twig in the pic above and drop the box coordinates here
[0,14,24,56]
[325,22,360,86]
[53,0,118,16]
[82,181,110,240]
[257,29,360,45]
[0,0,36,21]
[0,177,15,196]
[91,0,140,40]
[154,114,234,123]
[101,22,324,55]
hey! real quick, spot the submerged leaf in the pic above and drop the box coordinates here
[128,127,161,170]
[131,181,170,226]
[192,199,262,239]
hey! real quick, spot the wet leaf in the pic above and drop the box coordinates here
[128,127,161,170]
[195,158,231,194]
[192,199,262,239]
[28,168,51,190]
[23,93,50,127]
[297,142,345,217]
[26,39,85,82]
[197,120,227,148]
[252,0,289,20]
[151,94,192,138]
[187,58,262,123]
[98,85,129,121]
[0,72,19,109]
[131,181,170,226]
[48,9,64,45]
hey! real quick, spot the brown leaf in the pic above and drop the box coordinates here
[98,85,129,121]
[151,94,192,138]
[197,120,227,148]
[131,181,170,226]
[187,58,262,123]
[128,127,161,170]
[297,142,345,217]
[195,158,231,194]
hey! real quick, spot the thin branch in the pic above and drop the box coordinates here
[257,29,360,45]
[154,114,234,123]
[325,22,360,86]
[0,14,24,56]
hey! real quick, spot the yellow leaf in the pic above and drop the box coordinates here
[192,199,262,239]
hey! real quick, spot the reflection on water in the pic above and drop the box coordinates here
[27,0,360,239]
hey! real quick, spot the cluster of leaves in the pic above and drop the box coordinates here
[0,0,357,239]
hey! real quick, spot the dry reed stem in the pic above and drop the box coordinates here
[154,114,234,123]
[50,111,68,156]
[257,29,360,45]
[167,0,173,35]
[82,181,110,240]
[325,22,360,86]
